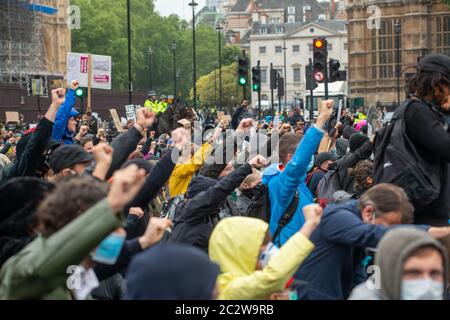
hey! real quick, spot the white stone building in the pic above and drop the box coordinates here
[249,20,348,109]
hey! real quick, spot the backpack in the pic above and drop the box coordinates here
[317,169,345,208]
[246,184,271,223]
[245,184,299,246]
[373,99,441,205]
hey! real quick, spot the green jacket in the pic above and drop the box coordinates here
[0,199,122,300]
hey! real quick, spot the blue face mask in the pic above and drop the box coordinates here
[92,232,126,265]
[306,155,315,172]
[259,242,280,268]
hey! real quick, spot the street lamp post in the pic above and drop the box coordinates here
[189,1,198,108]
[216,24,223,109]
[395,20,401,108]
[127,0,132,104]
[148,47,153,90]
[172,41,177,99]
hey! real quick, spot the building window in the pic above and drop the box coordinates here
[276,26,284,33]
[293,45,300,53]
[327,43,333,51]
[275,46,282,53]
[370,20,400,79]
[271,17,280,24]
[259,46,266,54]
[293,68,301,82]
[261,69,267,83]
[308,44,313,52]
[260,27,268,34]
[288,16,295,24]
[436,16,450,55]
[344,43,348,51]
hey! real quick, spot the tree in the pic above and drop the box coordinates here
[71,0,240,101]
[193,62,244,110]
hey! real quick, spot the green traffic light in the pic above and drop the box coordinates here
[252,84,260,92]
[75,88,84,97]
[239,77,247,86]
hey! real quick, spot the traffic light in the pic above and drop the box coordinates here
[306,63,318,91]
[277,76,285,97]
[75,88,84,98]
[329,59,340,83]
[252,67,261,92]
[313,37,328,83]
[238,57,248,86]
[329,59,347,82]
[270,69,278,90]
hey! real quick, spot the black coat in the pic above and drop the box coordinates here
[169,163,253,252]
[106,126,143,180]
[0,117,53,185]
[405,101,450,226]
[123,150,178,239]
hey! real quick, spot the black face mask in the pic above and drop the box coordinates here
[242,184,263,199]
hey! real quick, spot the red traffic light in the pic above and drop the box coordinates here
[314,39,325,49]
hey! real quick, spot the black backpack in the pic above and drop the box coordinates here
[373,99,441,205]
[245,184,299,246]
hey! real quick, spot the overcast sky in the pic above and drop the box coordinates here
[155,0,207,20]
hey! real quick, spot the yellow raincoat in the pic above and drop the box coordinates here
[209,217,314,300]
[168,143,214,197]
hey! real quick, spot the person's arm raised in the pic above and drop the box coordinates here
[92,143,113,181]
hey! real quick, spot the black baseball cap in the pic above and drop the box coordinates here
[49,144,93,174]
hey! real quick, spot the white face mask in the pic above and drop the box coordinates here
[259,242,280,268]
[401,278,443,300]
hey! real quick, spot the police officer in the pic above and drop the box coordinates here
[144,90,160,114]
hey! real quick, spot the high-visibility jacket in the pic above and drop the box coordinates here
[144,99,161,114]
[158,102,168,114]
[354,112,367,124]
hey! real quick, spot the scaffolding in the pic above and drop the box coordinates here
[0,0,48,84]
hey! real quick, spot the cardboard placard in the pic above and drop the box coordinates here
[5,112,20,124]
[109,109,125,132]
[217,111,231,123]
[318,134,332,153]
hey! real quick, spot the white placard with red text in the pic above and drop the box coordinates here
[67,53,112,90]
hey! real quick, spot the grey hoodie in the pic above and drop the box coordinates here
[349,228,449,300]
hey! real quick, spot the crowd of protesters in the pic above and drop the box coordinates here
[0,54,449,301]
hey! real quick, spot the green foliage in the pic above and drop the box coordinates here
[193,62,244,108]
[71,0,240,100]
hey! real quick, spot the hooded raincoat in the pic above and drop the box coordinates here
[209,217,314,300]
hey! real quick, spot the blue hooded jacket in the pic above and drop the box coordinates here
[262,125,324,246]
[51,89,77,145]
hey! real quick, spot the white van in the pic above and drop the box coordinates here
[304,81,348,121]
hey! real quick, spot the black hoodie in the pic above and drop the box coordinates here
[169,164,253,252]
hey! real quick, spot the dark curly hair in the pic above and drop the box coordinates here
[351,160,373,196]
[36,176,108,237]
[407,69,450,105]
